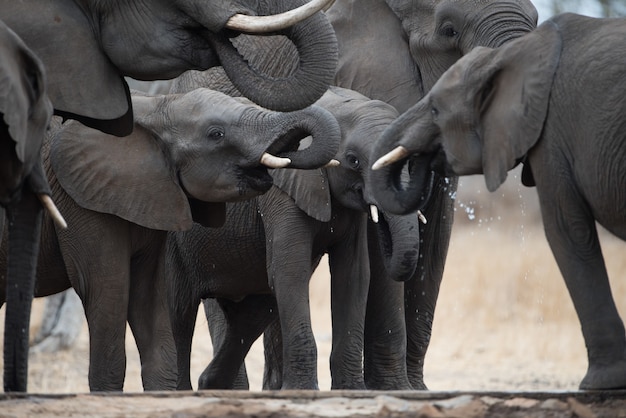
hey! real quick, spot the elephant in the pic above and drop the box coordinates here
[165,86,423,390]
[0,0,338,136]
[324,0,538,389]
[368,13,626,390]
[0,87,341,392]
[0,19,69,392]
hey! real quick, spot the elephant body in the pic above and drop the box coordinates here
[166,87,423,390]
[325,0,538,389]
[0,88,340,391]
[369,13,626,390]
[0,19,56,392]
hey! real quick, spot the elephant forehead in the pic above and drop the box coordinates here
[180,88,255,118]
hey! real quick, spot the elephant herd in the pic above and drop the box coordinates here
[1,0,625,394]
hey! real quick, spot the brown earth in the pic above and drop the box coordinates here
[2,172,626,416]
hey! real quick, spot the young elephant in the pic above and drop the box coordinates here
[166,86,422,390]
[0,88,340,392]
[370,14,626,390]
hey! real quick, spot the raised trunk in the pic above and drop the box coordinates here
[212,0,338,112]
[263,105,340,169]
[3,189,43,392]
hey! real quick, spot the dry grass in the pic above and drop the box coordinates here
[1,171,625,392]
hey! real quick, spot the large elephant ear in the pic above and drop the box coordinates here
[1,1,133,137]
[456,21,562,192]
[270,168,331,222]
[50,121,194,231]
[0,21,52,166]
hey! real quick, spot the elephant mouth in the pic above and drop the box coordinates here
[239,166,274,194]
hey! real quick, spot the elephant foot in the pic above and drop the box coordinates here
[580,359,626,390]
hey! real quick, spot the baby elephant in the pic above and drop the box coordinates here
[0,88,340,392]
[370,13,626,390]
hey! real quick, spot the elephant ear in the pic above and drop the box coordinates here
[270,168,331,222]
[50,121,194,231]
[1,1,133,137]
[0,21,52,166]
[475,21,562,192]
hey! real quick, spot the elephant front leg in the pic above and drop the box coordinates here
[328,232,369,390]
[538,184,626,390]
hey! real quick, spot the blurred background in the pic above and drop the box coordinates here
[1,0,625,393]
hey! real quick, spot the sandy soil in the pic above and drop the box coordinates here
[2,174,626,416]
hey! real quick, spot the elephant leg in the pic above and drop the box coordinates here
[405,174,456,390]
[364,242,410,390]
[538,184,626,390]
[262,316,283,390]
[58,213,131,391]
[198,295,277,389]
[127,238,177,391]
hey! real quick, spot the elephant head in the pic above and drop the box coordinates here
[271,87,421,281]
[50,88,340,229]
[370,21,563,214]
[327,0,538,113]
[0,0,338,136]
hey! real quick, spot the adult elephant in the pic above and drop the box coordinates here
[369,14,626,390]
[0,88,341,392]
[325,0,538,389]
[0,0,338,136]
[0,20,68,392]
[166,86,422,390]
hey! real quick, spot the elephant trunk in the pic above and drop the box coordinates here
[262,105,341,169]
[373,212,421,282]
[370,101,439,215]
[469,2,537,50]
[211,0,338,112]
[3,189,43,392]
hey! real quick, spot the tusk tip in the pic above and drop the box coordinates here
[324,159,340,168]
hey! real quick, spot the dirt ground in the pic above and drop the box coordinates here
[2,174,626,416]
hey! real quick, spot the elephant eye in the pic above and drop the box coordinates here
[207,127,225,140]
[431,107,439,119]
[440,24,458,38]
[346,153,360,169]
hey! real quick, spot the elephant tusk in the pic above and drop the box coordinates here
[370,205,379,224]
[417,210,427,224]
[371,146,411,170]
[38,194,68,230]
[324,159,340,168]
[261,152,292,168]
[225,0,335,33]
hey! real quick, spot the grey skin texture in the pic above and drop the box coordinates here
[165,86,422,390]
[325,0,538,389]
[0,19,54,392]
[0,0,337,136]
[0,88,341,392]
[369,13,626,391]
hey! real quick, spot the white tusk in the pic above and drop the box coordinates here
[225,0,334,33]
[371,146,410,171]
[261,152,291,168]
[370,205,379,224]
[417,210,427,224]
[324,159,340,168]
[38,194,67,230]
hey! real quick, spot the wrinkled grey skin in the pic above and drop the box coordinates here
[369,14,626,391]
[0,88,340,392]
[0,0,337,136]
[0,20,54,392]
[166,86,422,390]
[326,0,537,389]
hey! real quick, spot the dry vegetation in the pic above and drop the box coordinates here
[1,169,625,393]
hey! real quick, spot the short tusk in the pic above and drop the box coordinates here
[324,159,340,168]
[371,146,410,171]
[261,152,292,168]
[38,194,67,230]
[225,0,335,33]
[417,210,427,224]
[370,205,379,224]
